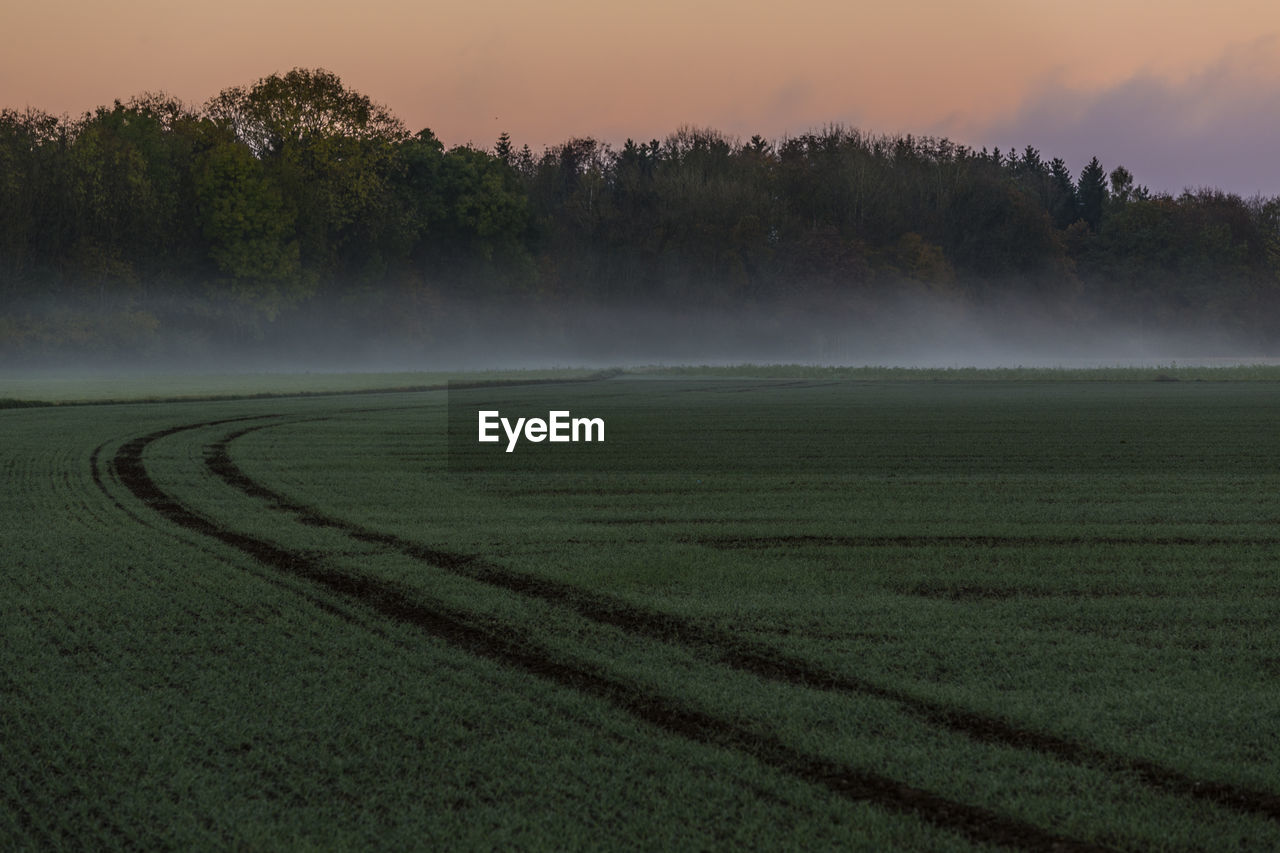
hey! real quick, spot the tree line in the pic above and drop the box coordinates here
[2,68,1279,359]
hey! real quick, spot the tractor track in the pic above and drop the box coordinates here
[205,418,1280,827]
[108,416,1116,853]
[89,421,394,639]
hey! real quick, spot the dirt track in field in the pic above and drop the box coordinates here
[203,418,1280,827]
[92,410,1280,848]
[98,416,1120,852]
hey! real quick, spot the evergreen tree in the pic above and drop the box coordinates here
[1048,158,1079,227]
[1077,157,1108,231]
[494,132,513,166]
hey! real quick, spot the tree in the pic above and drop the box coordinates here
[193,140,301,317]
[945,176,1065,277]
[204,68,406,158]
[204,69,409,284]
[1047,158,1079,228]
[433,145,532,278]
[0,108,70,290]
[392,129,447,257]
[1108,165,1150,205]
[60,97,216,302]
[1077,157,1108,231]
[494,132,514,166]
[1109,166,1134,205]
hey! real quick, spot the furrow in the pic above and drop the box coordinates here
[209,420,1280,825]
[90,429,390,640]
[116,418,1109,853]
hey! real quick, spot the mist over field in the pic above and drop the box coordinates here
[366,299,1272,371]
[3,288,1271,378]
[5,70,1280,376]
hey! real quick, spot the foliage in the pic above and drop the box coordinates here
[2,69,1280,356]
[194,140,302,316]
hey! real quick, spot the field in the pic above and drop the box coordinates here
[3,370,1280,850]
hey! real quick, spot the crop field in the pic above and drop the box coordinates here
[4,371,1280,850]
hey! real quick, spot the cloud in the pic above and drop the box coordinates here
[939,36,1280,197]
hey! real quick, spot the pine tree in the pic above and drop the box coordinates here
[1077,157,1108,231]
[1048,158,1079,228]
[494,131,513,166]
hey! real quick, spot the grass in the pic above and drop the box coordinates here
[0,367,603,404]
[4,374,1280,850]
[4,361,1280,405]
[630,362,1280,381]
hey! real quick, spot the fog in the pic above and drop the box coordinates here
[383,307,1269,372]
[5,288,1274,378]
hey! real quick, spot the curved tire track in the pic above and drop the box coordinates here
[90,422,384,636]
[208,420,1280,826]
[111,417,1110,853]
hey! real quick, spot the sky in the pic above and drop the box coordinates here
[3,0,1278,196]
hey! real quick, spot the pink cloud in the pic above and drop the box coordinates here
[942,36,1280,197]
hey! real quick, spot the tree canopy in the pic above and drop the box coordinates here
[2,69,1279,359]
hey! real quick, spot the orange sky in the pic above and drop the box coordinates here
[4,1,1279,193]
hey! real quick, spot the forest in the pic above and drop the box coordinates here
[2,68,1279,363]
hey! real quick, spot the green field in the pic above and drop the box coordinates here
[4,371,1280,851]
